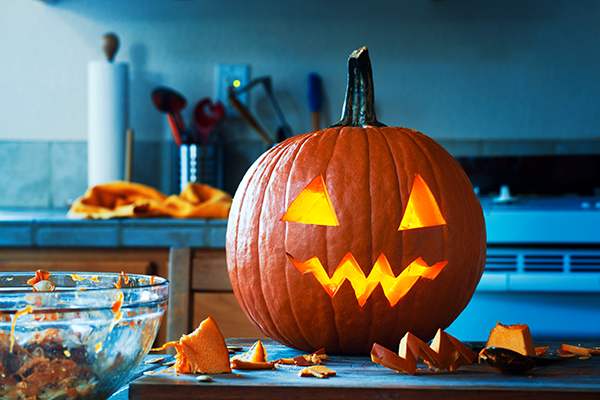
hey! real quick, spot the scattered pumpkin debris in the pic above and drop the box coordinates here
[275,348,328,366]
[535,346,550,356]
[371,329,477,375]
[298,365,336,378]
[558,343,600,357]
[230,359,276,370]
[485,322,536,356]
[151,317,231,374]
[231,340,268,363]
[145,357,165,364]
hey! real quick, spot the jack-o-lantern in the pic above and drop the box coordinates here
[226,47,486,354]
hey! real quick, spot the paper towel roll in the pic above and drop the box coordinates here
[87,61,128,188]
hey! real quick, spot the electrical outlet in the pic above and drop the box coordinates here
[215,64,250,116]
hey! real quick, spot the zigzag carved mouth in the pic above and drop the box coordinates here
[286,253,447,307]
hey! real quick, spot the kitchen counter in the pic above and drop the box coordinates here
[0,209,227,248]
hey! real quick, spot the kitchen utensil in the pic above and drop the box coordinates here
[0,271,168,400]
[228,94,274,146]
[308,72,322,131]
[193,97,225,145]
[151,87,187,146]
[479,347,564,375]
[103,33,119,62]
[228,76,292,144]
[125,128,134,181]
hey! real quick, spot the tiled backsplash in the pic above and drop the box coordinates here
[0,139,268,209]
[1,138,599,209]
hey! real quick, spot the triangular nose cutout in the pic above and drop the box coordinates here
[399,174,446,231]
[281,175,339,226]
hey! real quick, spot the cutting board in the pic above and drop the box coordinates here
[129,339,600,400]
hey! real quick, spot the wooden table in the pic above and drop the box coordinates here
[128,339,600,400]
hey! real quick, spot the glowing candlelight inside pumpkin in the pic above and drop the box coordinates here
[280,175,339,226]
[287,252,447,307]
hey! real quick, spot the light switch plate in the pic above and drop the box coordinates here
[215,64,250,116]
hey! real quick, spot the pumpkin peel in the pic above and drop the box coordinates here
[230,359,276,370]
[151,317,231,374]
[559,343,600,356]
[371,329,475,375]
[298,365,336,378]
[231,340,268,362]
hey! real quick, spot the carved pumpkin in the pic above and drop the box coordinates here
[226,47,486,354]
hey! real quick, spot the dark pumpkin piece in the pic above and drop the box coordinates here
[226,47,486,354]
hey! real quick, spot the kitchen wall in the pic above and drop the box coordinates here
[1,0,600,208]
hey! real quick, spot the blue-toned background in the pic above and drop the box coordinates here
[2,0,600,207]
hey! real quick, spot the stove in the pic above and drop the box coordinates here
[447,155,600,342]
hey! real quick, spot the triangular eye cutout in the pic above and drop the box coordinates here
[399,174,447,231]
[281,175,339,226]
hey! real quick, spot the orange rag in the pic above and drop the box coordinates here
[67,181,232,219]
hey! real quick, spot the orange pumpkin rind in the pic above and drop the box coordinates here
[298,365,336,378]
[559,343,600,357]
[371,329,476,375]
[230,359,276,370]
[231,340,268,363]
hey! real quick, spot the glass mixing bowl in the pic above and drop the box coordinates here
[0,271,169,400]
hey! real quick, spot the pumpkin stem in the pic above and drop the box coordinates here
[330,47,386,128]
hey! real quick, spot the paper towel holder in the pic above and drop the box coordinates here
[103,33,119,63]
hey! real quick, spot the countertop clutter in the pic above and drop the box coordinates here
[120,338,600,400]
[0,209,227,248]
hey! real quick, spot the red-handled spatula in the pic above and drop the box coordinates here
[193,98,225,146]
[151,87,187,146]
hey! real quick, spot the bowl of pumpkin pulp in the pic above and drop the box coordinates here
[0,271,169,399]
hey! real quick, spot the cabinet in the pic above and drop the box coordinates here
[167,248,265,343]
[0,247,264,346]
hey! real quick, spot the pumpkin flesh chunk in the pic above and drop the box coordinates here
[485,322,536,357]
[154,317,231,374]
[287,252,447,307]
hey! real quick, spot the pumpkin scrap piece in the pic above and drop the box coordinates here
[27,269,54,292]
[274,348,329,366]
[424,329,477,372]
[299,365,336,378]
[485,321,536,356]
[231,340,268,362]
[273,357,296,365]
[230,359,276,370]
[559,344,600,357]
[371,332,436,375]
[294,355,313,366]
[151,317,231,374]
[535,346,550,356]
[371,330,475,375]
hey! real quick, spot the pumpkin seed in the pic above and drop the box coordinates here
[145,357,165,364]
[196,375,213,382]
